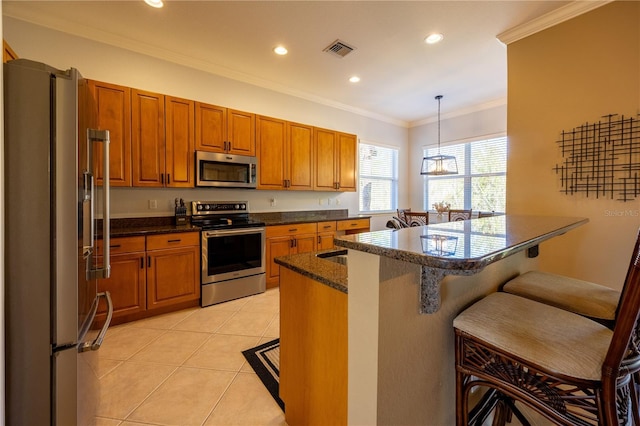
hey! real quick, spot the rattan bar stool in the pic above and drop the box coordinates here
[454,229,640,425]
[502,271,620,328]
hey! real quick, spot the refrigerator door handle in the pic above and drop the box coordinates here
[87,129,111,279]
[79,291,113,352]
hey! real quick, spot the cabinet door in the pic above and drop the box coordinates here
[257,116,286,190]
[266,235,292,288]
[165,96,194,187]
[147,245,200,310]
[293,233,317,254]
[288,122,314,191]
[227,109,256,156]
[88,80,132,187]
[132,89,165,187]
[96,252,146,321]
[314,128,337,191]
[195,102,226,153]
[317,232,336,251]
[337,132,357,191]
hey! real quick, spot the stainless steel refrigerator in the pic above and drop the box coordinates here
[4,59,114,425]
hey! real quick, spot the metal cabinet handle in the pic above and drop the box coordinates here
[79,291,113,352]
[140,257,144,269]
[87,129,111,280]
[167,173,170,185]
[168,239,181,243]
[148,256,151,268]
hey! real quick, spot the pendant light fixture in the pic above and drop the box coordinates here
[421,95,458,176]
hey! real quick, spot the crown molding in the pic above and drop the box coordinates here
[409,97,507,128]
[4,9,408,128]
[497,0,613,45]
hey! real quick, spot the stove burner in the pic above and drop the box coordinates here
[190,200,264,230]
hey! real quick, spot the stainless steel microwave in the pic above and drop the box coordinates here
[195,151,257,188]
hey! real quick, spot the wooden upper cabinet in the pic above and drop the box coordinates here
[195,102,226,152]
[88,80,132,186]
[132,89,165,187]
[314,128,338,191]
[288,122,314,190]
[165,96,195,187]
[195,102,255,156]
[3,40,18,63]
[336,132,357,191]
[228,109,256,156]
[257,116,287,190]
[314,128,357,192]
[257,117,313,191]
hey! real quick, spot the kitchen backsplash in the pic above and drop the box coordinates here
[109,187,358,218]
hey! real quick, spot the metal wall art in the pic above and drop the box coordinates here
[554,114,640,202]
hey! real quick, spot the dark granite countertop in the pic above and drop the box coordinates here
[275,215,588,313]
[100,217,200,238]
[333,215,588,272]
[275,249,348,294]
[251,209,370,226]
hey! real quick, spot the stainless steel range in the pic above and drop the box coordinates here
[191,201,266,307]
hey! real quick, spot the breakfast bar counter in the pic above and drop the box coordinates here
[277,215,587,425]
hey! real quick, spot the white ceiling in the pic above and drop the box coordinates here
[5,1,602,126]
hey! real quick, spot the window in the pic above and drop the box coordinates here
[359,142,398,213]
[423,136,507,213]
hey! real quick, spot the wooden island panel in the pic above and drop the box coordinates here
[280,267,347,426]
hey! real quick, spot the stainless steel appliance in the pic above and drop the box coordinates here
[191,201,266,306]
[195,150,257,188]
[4,59,113,425]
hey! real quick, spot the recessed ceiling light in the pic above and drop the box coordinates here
[274,46,288,55]
[425,33,444,44]
[349,76,361,83]
[144,0,163,8]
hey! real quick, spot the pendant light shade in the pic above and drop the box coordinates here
[421,95,458,176]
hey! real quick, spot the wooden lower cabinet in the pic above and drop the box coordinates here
[97,232,199,324]
[266,223,317,288]
[266,218,370,288]
[337,218,370,235]
[147,245,200,310]
[317,221,337,250]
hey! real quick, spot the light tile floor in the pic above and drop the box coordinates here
[95,288,287,426]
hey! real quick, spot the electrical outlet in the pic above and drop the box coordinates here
[319,198,324,205]
[327,198,332,205]
[148,199,158,209]
[270,198,277,207]
[336,198,341,205]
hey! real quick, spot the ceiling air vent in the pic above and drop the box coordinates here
[323,39,356,58]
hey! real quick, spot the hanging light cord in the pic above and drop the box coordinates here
[436,95,442,154]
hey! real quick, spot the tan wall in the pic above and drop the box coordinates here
[506,1,640,288]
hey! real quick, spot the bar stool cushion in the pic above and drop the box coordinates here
[454,292,612,381]
[502,271,620,321]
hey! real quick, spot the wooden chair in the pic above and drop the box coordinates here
[405,211,429,227]
[449,209,472,221]
[454,228,640,426]
[397,208,411,224]
[477,211,495,218]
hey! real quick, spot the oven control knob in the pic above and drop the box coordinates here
[204,204,210,210]
[240,204,246,210]
[235,204,240,210]
[197,205,203,211]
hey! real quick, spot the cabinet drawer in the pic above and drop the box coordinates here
[337,218,370,232]
[317,221,337,232]
[266,223,317,238]
[97,236,145,255]
[146,232,199,250]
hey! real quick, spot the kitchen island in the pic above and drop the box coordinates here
[276,215,587,426]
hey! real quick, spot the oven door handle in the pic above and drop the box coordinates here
[203,227,265,238]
